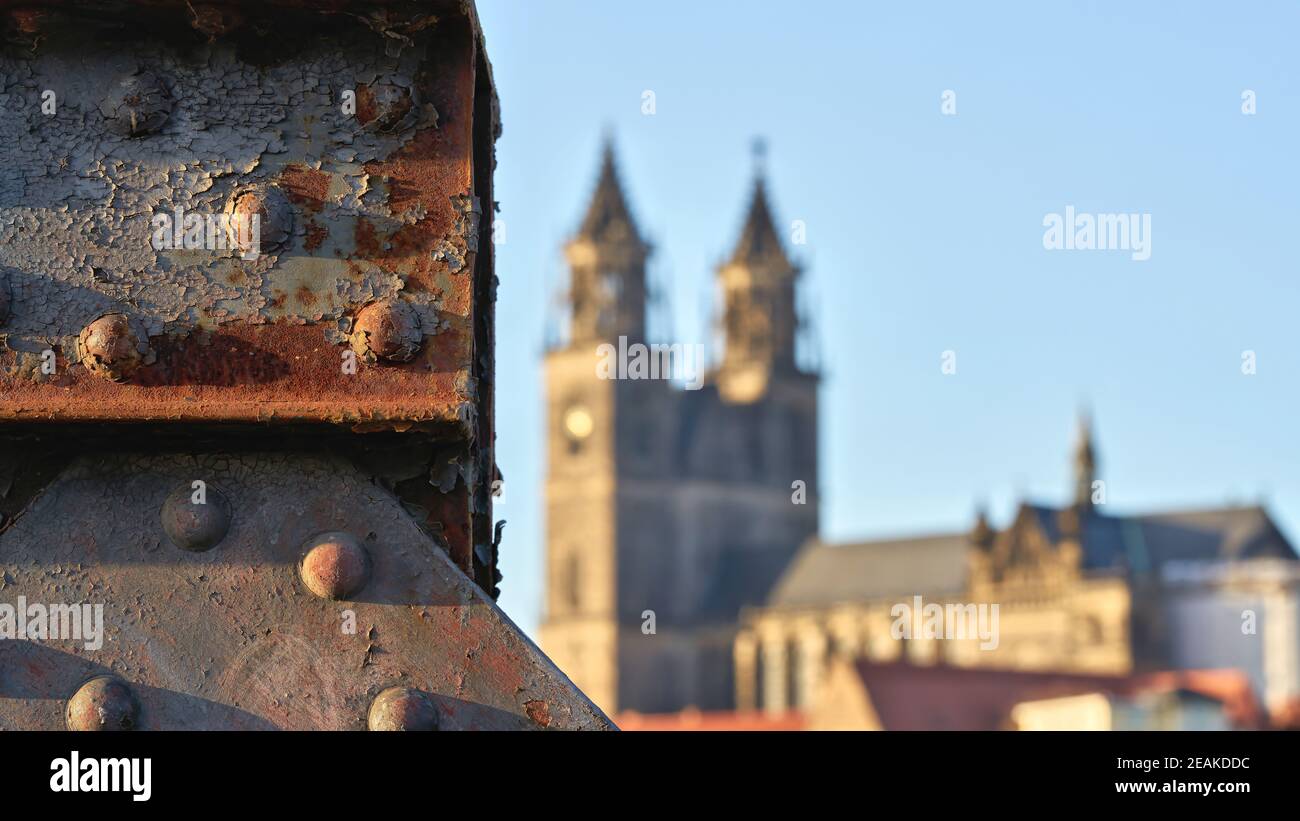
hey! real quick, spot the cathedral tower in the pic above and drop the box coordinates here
[542,139,820,716]
[564,138,651,345]
[714,141,806,403]
[539,139,649,712]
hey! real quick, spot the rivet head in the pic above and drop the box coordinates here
[299,532,370,600]
[161,483,232,552]
[368,687,439,731]
[77,313,149,382]
[101,72,172,138]
[10,9,47,37]
[226,184,294,253]
[350,299,422,364]
[188,3,243,38]
[66,676,139,731]
[356,80,417,132]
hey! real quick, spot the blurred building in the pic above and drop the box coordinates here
[1158,558,1300,711]
[616,708,804,732]
[735,423,1300,715]
[539,141,1299,721]
[806,660,1263,731]
[539,141,818,714]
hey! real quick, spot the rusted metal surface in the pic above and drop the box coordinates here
[352,297,424,363]
[0,1,603,729]
[0,0,500,575]
[299,531,373,600]
[0,0,487,431]
[0,450,612,730]
[368,685,440,730]
[76,313,152,382]
[160,481,232,552]
[64,675,140,731]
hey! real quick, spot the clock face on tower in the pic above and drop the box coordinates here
[563,405,595,442]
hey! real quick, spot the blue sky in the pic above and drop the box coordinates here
[477,0,1300,636]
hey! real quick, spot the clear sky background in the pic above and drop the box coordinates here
[477,0,1300,637]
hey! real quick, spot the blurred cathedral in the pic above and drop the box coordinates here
[539,139,1300,721]
[736,417,1300,719]
[539,139,817,713]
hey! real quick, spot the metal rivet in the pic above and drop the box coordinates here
[66,676,139,731]
[9,9,47,38]
[350,299,422,364]
[226,184,294,254]
[368,687,439,731]
[299,532,370,600]
[161,483,231,552]
[356,80,417,132]
[77,313,149,382]
[188,3,244,38]
[100,72,172,138]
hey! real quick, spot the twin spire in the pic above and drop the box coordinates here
[728,139,793,270]
[566,135,805,396]
[572,135,792,277]
[575,139,646,249]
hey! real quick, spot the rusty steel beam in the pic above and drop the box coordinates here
[0,1,610,729]
[0,0,491,433]
[0,449,611,730]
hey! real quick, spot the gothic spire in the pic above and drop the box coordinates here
[714,139,805,401]
[1073,411,1098,508]
[576,136,644,248]
[562,135,650,346]
[971,506,995,552]
[727,139,792,269]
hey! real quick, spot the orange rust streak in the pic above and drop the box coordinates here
[0,321,472,427]
[304,220,328,252]
[356,30,477,310]
[278,164,333,214]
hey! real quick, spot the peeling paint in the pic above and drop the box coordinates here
[0,6,484,429]
[431,193,480,274]
[0,31,430,338]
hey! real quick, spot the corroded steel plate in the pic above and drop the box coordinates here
[0,450,609,730]
[0,0,491,430]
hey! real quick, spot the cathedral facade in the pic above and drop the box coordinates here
[538,142,818,714]
[539,143,1300,721]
